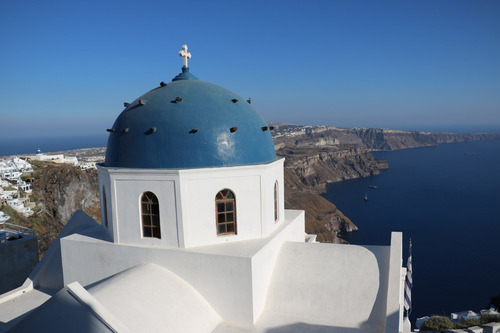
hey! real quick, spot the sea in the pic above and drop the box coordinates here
[2,135,499,324]
[0,134,108,157]
[324,139,500,323]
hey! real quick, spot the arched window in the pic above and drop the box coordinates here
[141,192,161,239]
[274,181,279,222]
[215,189,237,235]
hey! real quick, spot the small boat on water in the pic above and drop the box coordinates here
[368,185,378,189]
[364,193,368,201]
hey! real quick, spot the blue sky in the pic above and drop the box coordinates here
[1,0,499,140]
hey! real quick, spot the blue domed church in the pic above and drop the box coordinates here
[0,46,407,333]
[99,48,284,248]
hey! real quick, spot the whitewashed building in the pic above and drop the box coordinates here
[31,152,78,166]
[0,212,10,223]
[6,199,33,217]
[0,46,407,333]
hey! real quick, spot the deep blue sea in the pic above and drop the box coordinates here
[0,134,107,157]
[324,140,500,323]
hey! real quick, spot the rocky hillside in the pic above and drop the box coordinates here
[1,161,101,257]
[272,126,391,243]
[276,146,387,243]
[278,146,387,193]
[31,161,100,224]
[285,190,357,243]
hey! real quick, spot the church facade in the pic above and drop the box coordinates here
[0,46,407,333]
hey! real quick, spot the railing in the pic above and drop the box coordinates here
[0,222,36,245]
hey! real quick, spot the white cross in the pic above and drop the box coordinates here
[179,44,191,67]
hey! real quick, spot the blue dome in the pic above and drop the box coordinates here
[104,67,276,169]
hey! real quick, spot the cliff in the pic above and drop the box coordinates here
[31,161,100,224]
[273,124,500,151]
[270,124,499,243]
[285,190,357,243]
[278,146,388,193]
[271,126,393,243]
[352,128,500,150]
[273,145,386,243]
[0,161,101,257]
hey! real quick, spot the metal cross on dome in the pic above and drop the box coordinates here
[179,44,192,67]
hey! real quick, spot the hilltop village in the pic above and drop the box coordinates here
[0,151,99,220]
[0,157,34,219]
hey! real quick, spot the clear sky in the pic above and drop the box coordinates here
[1,0,499,140]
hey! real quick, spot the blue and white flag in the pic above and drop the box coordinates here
[404,238,413,317]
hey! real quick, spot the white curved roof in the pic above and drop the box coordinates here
[260,242,389,330]
[7,264,221,333]
[88,263,221,332]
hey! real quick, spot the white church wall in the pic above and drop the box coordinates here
[60,208,306,326]
[180,173,261,246]
[61,235,255,325]
[258,159,285,237]
[262,241,392,330]
[384,231,404,333]
[97,167,113,239]
[177,159,284,248]
[98,167,181,247]
[114,179,178,246]
[250,209,305,323]
[98,159,284,249]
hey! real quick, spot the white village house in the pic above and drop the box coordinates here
[31,150,78,166]
[0,212,10,223]
[0,46,409,332]
[0,157,33,217]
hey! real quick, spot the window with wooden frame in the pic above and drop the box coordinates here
[274,181,279,222]
[215,189,237,235]
[141,191,161,238]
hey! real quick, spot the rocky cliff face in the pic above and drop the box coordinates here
[278,146,388,193]
[271,124,500,243]
[276,124,500,151]
[274,146,387,243]
[352,128,495,150]
[285,191,357,243]
[32,161,100,224]
[1,162,100,257]
[272,125,393,243]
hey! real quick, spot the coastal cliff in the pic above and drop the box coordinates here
[275,145,387,243]
[271,124,500,243]
[274,124,500,151]
[285,190,357,243]
[353,128,500,150]
[278,146,387,193]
